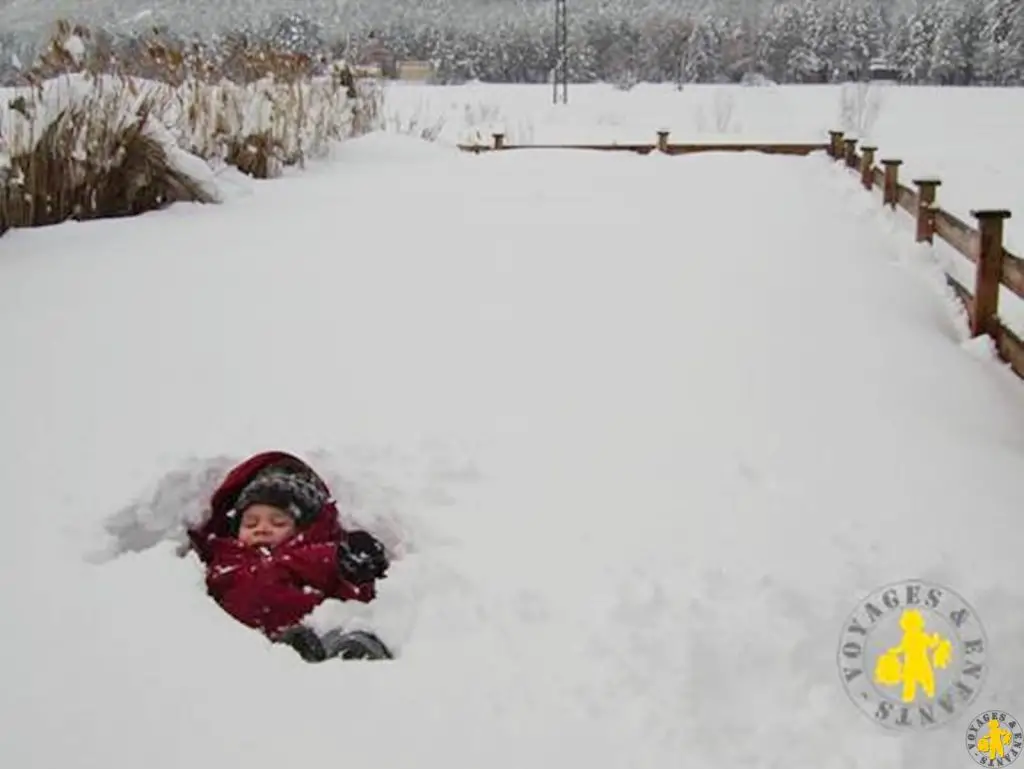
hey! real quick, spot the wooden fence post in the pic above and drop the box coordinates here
[657,130,670,152]
[970,209,1011,338]
[828,130,844,159]
[860,146,876,189]
[881,159,902,208]
[843,138,858,168]
[912,178,941,243]
[492,133,505,150]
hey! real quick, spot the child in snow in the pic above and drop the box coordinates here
[187,451,392,661]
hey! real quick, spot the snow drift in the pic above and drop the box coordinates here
[1,133,1024,769]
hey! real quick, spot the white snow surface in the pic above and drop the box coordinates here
[2,128,1024,769]
[382,81,1024,339]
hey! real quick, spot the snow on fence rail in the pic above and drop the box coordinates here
[827,129,1024,383]
[457,131,828,157]
[459,129,1024,385]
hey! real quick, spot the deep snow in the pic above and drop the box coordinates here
[382,79,1024,338]
[383,81,1024,254]
[1,132,1024,769]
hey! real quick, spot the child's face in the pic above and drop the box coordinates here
[237,504,297,547]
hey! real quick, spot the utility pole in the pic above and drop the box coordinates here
[553,0,567,104]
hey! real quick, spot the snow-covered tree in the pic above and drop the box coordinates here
[2,0,1023,87]
[682,15,723,83]
[977,0,1024,83]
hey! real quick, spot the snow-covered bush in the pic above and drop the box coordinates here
[611,69,640,91]
[693,86,739,134]
[383,108,446,142]
[837,80,883,139]
[0,77,218,233]
[0,21,382,232]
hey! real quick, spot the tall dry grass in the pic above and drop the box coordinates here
[0,20,383,235]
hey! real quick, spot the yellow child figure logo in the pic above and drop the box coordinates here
[874,608,953,702]
[978,719,1014,760]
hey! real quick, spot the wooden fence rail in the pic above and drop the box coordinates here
[458,129,1023,382]
[457,131,828,157]
[826,129,1024,381]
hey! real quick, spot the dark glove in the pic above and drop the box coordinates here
[274,624,326,663]
[337,530,389,583]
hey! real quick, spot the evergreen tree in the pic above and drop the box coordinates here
[979,0,1024,83]
[3,0,1024,86]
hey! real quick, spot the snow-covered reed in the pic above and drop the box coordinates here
[0,21,382,233]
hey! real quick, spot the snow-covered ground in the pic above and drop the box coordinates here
[384,79,1024,337]
[2,86,1024,769]
[383,81,1024,253]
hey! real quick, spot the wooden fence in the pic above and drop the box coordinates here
[458,130,827,156]
[826,129,1023,381]
[459,129,1024,383]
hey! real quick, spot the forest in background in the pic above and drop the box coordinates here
[0,0,1021,86]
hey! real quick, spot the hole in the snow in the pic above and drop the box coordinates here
[91,446,477,661]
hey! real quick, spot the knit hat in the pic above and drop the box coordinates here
[228,463,329,533]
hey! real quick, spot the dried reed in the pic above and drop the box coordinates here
[0,20,382,234]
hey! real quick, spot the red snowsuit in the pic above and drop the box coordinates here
[187,451,376,638]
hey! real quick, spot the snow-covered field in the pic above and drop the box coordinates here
[384,80,1024,336]
[384,81,1024,253]
[2,82,1024,769]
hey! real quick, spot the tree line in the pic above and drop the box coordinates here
[1,0,1022,86]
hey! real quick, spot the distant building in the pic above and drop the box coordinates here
[868,57,900,81]
[397,60,434,81]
